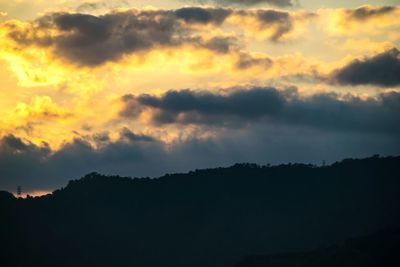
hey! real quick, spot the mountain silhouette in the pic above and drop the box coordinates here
[234,227,400,267]
[1,155,399,267]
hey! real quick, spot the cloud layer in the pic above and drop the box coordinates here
[3,7,312,66]
[2,121,399,193]
[331,48,400,87]
[121,87,400,134]
[191,0,295,7]
[345,5,397,20]
[2,86,400,192]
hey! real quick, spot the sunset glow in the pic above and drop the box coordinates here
[0,0,399,193]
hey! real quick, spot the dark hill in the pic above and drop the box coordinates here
[0,190,14,201]
[234,227,400,267]
[1,156,399,267]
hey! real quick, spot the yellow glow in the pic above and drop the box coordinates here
[0,5,396,151]
[13,190,52,198]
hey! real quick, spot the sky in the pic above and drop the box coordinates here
[0,0,399,193]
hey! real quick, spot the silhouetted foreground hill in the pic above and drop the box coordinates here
[235,227,400,267]
[1,156,399,267]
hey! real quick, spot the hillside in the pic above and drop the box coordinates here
[1,155,399,267]
[234,227,400,267]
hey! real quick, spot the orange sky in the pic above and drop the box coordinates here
[0,0,399,193]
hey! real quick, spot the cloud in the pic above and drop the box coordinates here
[34,11,184,66]
[2,7,312,66]
[235,52,273,69]
[201,36,239,53]
[0,135,52,189]
[190,0,295,7]
[76,0,131,12]
[345,5,397,21]
[327,6,400,36]
[330,48,400,87]
[3,9,236,66]
[174,7,232,25]
[121,87,400,134]
[0,130,167,191]
[0,96,72,136]
[1,120,399,193]
[230,9,315,42]
[243,9,293,41]
[119,127,155,142]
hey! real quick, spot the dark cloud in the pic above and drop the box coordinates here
[119,94,143,117]
[134,88,286,119]
[0,135,50,154]
[234,9,314,42]
[121,87,400,134]
[235,52,273,69]
[0,135,51,190]
[6,9,237,66]
[2,88,400,192]
[0,130,167,192]
[191,0,295,7]
[5,7,309,65]
[256,10,292,41]
[346,5,397,20]
[174,7,232,25]
[120,127,155,142]
[256,9,290,22]
[92,132,111,143]
[331,48,400,87]
[7,10,179,66]
[1,123,399,193]
[50,11,182,65]
[201,36,239,53]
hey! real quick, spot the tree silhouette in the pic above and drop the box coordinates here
[0,155,399,267]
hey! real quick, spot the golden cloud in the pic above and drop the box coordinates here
[323,5,400,36]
